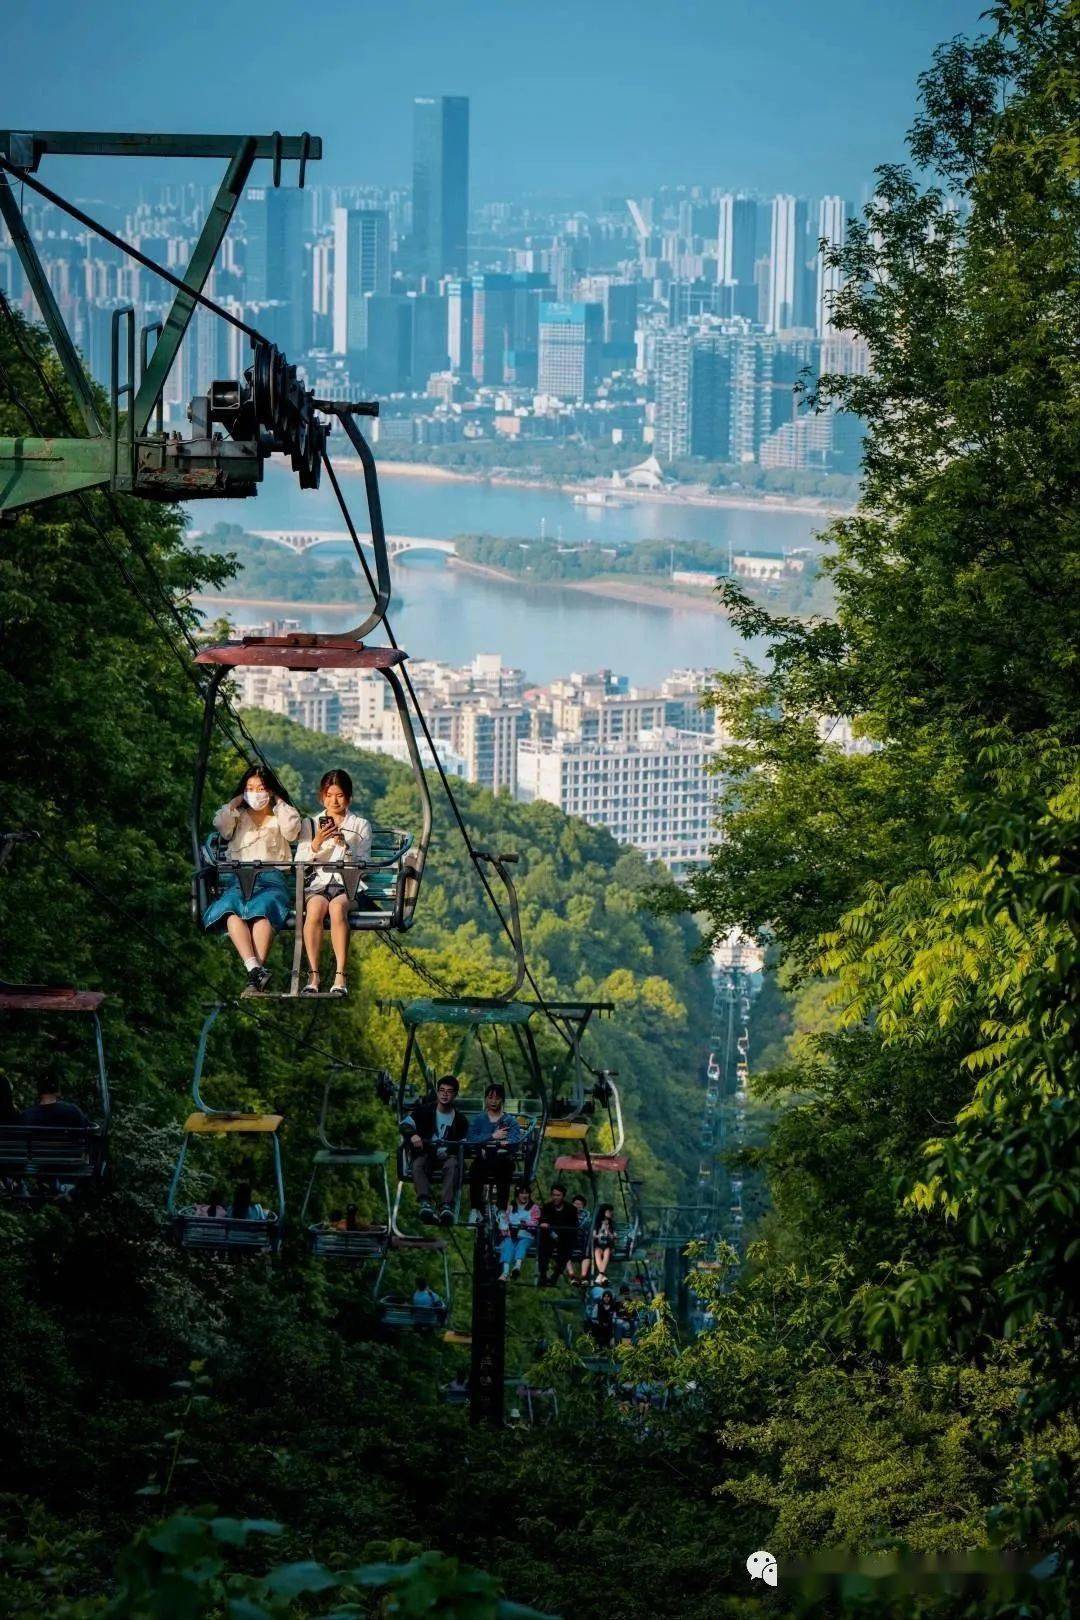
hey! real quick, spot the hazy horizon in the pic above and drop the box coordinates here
[8,0,989,204]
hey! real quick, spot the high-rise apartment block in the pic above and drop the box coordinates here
[412,95,469,280]
[768,194,813,333]
[653,329,693,459]
[815,195,848,338]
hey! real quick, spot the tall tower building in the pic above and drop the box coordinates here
[716,194,759,320]
[412,95,470,280]
[332,207,390,354]
[815,195,848,338]
[768,195,812,333]
[244,186,309,355]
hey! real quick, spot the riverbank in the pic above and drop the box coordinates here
[192,592,355,614]
[339,456,850,520]
[447,555,726,614]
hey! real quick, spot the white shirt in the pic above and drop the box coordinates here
[295,811,373,893]
[213,800,301,864]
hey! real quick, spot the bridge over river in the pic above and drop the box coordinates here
[244,530,457,559]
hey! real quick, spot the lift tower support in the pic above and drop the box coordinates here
[0,129,322,514]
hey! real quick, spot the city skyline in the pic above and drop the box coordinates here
[8,0,988,202]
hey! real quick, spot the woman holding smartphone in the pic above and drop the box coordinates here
[296,768,372,997]
[203,765,301,993]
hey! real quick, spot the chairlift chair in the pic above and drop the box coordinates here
[167,1111,285,1254]
[300,1072,392,1262]
[166,1002,285,1252]
[0,985,111,1197]
[386,996,549,1236]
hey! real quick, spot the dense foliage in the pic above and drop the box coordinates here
[659,0,1079,1608]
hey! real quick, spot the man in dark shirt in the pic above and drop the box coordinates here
[399,1074,469,1226]
[18,1086,88,1129]
[537,1182,578,1287]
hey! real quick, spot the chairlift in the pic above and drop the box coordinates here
[0,985,111,1199]
[191,641,433,995]
[165,1003,284,1253]
[300,1071,392,1262]
[0,834,112,1199]
[382,855,550,1234]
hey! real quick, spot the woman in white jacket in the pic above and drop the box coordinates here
[203,766,302,993]
[296,768,372,997]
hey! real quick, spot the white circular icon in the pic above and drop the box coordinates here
[746,1550,778,1587]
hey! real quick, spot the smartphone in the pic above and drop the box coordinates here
[318,814,333,830]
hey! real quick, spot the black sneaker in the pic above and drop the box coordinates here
[246,964,272,993]
[418,1199,436,1225]
[438,1204,455,1228]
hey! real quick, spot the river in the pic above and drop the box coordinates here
[187,460,831,685]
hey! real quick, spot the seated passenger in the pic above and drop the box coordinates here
[17,1084,89,1129]
[296,769,373,999]
[202,766,301,994]
[592,1203,617,1286]
[400,1075,468,1227]
[467,1083,522,1222]
[411,1277,445,1313]
[537,1183,578,1287]
[567,1193,592,1285]
[498,1184,540,1280]
[591,1288,616,1348]
[230,1181,267,1222]
[194,1187,229,1219]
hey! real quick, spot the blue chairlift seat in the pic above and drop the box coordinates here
[172,1206,281,1254]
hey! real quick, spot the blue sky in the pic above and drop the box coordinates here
[7,0,989,202]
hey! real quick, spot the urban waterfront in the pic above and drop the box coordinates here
[192,457,832,551]
[187,460,819,682]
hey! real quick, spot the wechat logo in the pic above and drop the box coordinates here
[746,1549,778,1588]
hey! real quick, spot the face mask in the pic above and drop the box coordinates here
[245,789,270,811]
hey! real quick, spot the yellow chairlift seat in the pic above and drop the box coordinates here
[544,1120,590,1141]
[442,1329,472,1346]
[183,1112,283,1134]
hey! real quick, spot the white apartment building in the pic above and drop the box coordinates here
[517,725,716,875]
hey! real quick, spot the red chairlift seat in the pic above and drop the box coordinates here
[0,986,106,1014]
[554,1153,629,1174]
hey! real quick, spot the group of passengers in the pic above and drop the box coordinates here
[191,1181,271,1223]
[204,765,373,998]
[399,1075,525,1230]
[398,1070,622,1282]
[586,1282,642,1349]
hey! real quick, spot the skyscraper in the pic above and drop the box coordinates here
[412,95,469,280]
[768,195,813,333]
[537,302,603,402]
[815,195,848,338]
[244,186,309,355]
[332,207,390,354]
[716,194,759,320]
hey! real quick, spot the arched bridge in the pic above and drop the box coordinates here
[248,530,457,559]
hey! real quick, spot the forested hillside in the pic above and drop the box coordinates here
[0,295,713,1617]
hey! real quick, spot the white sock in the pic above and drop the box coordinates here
[243,955,259,971]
